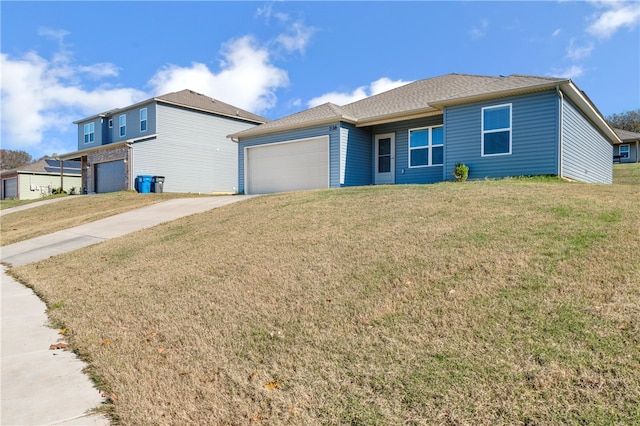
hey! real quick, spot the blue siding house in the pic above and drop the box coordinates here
[613,128,640,163]
[229,74,620,194]
[62,90,267,194]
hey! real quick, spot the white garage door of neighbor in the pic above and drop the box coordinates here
[95,160,127,193]
[246,137,329,194]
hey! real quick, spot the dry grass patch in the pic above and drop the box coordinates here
[0,191,210,246]
[11,180,640,425]
[614,162,640,185]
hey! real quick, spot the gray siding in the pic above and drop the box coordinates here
[340,123,372,186]
[445,91,559,181]
[237,123,341,193]
[614,143,639,163]
[132,104,253,193]
[109,102,157,144]
[561,97,612,183]
[372,116,445,184]
[77,117,103,150]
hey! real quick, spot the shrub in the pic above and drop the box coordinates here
[453,163,469,182]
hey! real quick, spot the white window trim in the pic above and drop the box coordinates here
[140,108,147,132]
[481,103,512,157]
[119,114,126,137]
[83,123,95,144]
[619,144,630,159]
[408,125,444,168]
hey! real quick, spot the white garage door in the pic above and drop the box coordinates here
[95,160,127,193]
[246,136,329,194]
[3,178,17,199]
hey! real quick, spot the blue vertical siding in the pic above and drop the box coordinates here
[372,115,444,184]
[561,97,612,183]
[237,123,340,193]
[445,91,559,180]
[340,123,372,186]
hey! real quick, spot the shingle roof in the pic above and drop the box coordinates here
[230,73,568,138]
[75,89,268,125]
[613,128,640,143]
[155,89,268,124]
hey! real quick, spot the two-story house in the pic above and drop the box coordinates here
[61,90,267,194]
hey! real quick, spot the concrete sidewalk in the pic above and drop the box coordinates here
[1,195,254,425]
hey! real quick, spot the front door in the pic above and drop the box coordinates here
[375,133,395,184]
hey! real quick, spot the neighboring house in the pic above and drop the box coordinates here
[229,74,620,195]
[613,128,640,163]
[61,90,267,194]
[1,159,81,200]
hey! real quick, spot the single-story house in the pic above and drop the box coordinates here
[61,90,268,194]
[1,159,82,200]
[613,128,640,163]
[229,73,620,194]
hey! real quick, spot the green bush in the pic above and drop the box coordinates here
[454,163,469,182]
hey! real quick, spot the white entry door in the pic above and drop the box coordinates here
[375,133,395,184]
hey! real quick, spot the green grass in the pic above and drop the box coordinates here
[614,162,640,185]
[0,193,69,210]
[9,179,640,425]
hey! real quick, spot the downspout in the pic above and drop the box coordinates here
[59,159,64,193]
[556,85,564,179]
[126,143,134,190]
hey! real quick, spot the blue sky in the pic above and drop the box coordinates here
[1,1,639,159]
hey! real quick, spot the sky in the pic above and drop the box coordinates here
[1,1,639,159]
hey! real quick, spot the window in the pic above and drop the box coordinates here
[140,108,147,132]
[409,126,443,167]
[83,122,95,144]
[482,104,512,156]
[119,114,126,137]
[620,144,629,159]
[108,119,113,128]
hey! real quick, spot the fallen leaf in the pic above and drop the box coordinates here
[264,381,281,390]
[101,339,111,346]
[49,343,68,350]
[158,347,166,354]
[59,328,67,335]
[249,371,259,381]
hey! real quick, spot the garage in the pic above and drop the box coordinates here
[2,177,17,199]
[245,136,329,194]
[95,160,127,193]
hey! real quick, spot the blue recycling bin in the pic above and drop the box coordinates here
[136,175,152,193]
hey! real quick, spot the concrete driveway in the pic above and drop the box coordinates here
[0,195,254,425]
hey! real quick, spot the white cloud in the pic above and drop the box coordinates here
[566,38,594,61]
[469,19,489,40]
[587,1,640,38]
[307,77,412,108]
[552,28,562,37]
[148,36,289,113]
[553,65,585,79]
[1,51,145,153]
[276,20,315,54]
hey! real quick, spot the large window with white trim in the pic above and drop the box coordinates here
[482,104,512,156]
[140,108,147,132]
[119,114,126,137]
[83,122,95,143]
[409,126,443,167]
[619,144,629,159]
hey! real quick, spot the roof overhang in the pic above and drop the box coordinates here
[355,107,442,127]
[228,115,357,141]
[558,81,621,144]
[59,134,157,161]
[156,99,267,125]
